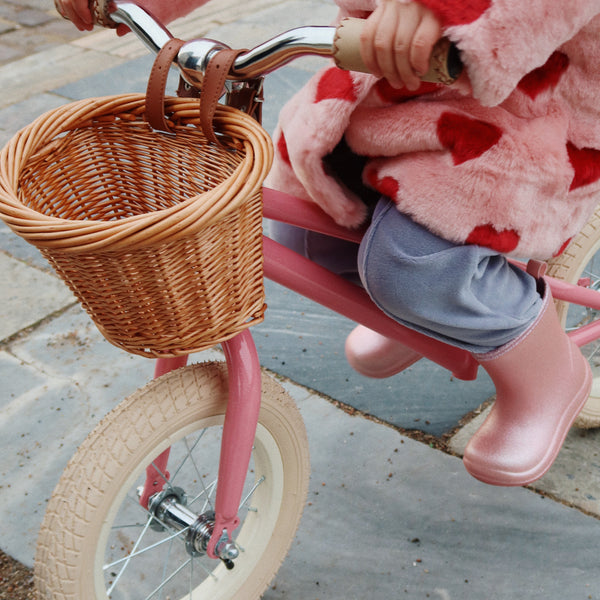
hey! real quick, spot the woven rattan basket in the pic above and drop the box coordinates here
[0,93,273,357]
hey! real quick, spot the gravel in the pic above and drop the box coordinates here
[0,550,35,600]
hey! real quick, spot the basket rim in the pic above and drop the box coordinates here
[0,93,273,253]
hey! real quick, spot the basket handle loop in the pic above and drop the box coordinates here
[199,48,247,145]
[146,37,186,134]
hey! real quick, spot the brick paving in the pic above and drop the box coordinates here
[0,0,90,65]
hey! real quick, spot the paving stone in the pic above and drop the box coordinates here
[0,17,15,33]
[0,253,75,341]
[14,8,53,27]
[2,312,600,600]
[0,91,68,136]
[0,4,19,22]
[266,385,600,599]
[450,404,600,517]
[0,41,19,63]
[8,0,54,10]
[0,306,221,565]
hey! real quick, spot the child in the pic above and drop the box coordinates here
[58,0,600,487]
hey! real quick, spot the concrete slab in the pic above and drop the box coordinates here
[0,90,68,154]
[0,43,127,109]
[0,253,75,341]
[267,382,600,599]
[1,306,599,600]
[0,305,222,565]
[0,223,49,272]
[450,404,600,518]
[0,0,325,110]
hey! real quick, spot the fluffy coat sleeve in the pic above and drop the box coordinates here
[419,0,600,105]
[266,0,600,258]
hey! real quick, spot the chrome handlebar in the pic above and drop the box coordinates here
[110,2,339,87]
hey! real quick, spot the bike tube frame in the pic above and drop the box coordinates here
[149,185,600,558]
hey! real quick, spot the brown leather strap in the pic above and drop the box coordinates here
[146,38,186,133]
[176,77,201,99]
[227,78,264,124]
[199,48,246,144]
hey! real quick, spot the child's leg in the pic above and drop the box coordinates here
[358,199,591,486]
[358,199,543,353]
[464,283,590,486]
[268,219,422,376]
[268,220,362,284]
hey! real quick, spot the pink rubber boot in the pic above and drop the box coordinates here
[463,280,591,486]
[345,325,422,378]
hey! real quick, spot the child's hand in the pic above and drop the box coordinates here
[360,0,442,90]
[55,0,209,33]
[54,0,94,31]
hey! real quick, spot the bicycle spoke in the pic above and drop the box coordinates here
[158,538,175,600]
[110,522,147,530]
[169,429,208,485]
[144,557,193,600]
[239,475,265,510]
[106,516,154,595]
[118,491,164,530]
[585,341,600,364]
[184,436,217,512]
[188,477,218,512]
[104,525,189,572]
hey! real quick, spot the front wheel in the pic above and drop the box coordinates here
[34,362,310,599]
[547,204,600,429]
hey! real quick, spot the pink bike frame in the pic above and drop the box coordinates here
[148,185,600,558]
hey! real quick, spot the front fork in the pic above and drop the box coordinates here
[139,329,262,562]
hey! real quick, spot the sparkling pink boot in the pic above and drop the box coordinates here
[345,325,422,378]
[463,280,592,486]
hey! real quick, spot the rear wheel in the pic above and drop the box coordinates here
[35,362,310,599]
[547,205,600,428]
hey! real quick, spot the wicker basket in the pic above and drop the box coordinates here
[0,93,273,357]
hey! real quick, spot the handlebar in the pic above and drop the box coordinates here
[106,1,462,87]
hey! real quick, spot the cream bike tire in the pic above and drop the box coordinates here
[547,203,600,428]
[34,362,310,599]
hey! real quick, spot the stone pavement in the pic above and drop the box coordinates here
[1,1,600,598]
[0,0,88,65]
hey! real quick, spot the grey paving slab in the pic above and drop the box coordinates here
[0,253,75,340]
[255,279,495,436]
[267,383,600,599]
[450,404,600,517]
[0,223,48,271]
[1,305,599,600]
[0,43,127,109]
[0,305,222,565]
[52,53,161,99]
[203,0,338,47]
[0,91,68,146]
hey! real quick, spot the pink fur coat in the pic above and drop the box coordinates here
[265,0,600,258]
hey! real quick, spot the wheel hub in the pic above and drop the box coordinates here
[145,487,239,567]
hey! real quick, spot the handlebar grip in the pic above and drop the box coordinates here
[333,17,462,85]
